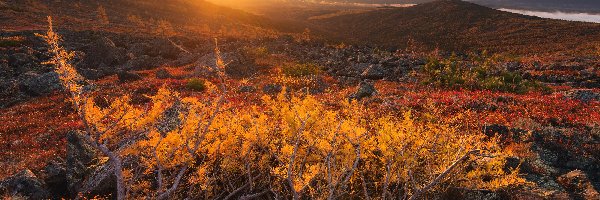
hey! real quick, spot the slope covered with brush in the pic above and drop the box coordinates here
[312,0,600,54]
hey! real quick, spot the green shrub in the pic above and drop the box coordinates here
[282,63,321,77]
[249,46,268,57]
[421,54,550,94]
[422,55,470,89]
[0,36,24,47]
[186,78,206,92]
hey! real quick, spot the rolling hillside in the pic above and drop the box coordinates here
[0,0,303,34]
[311,0,600,54]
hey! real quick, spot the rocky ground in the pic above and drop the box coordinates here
[1,27,599,199]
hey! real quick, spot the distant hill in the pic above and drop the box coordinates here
[0,0,303,34]
[302,0,600,13]
[311,0,600,54]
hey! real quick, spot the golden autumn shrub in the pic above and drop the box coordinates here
[41,17,524,199]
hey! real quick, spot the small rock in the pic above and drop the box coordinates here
[557,170,600,199]
[83,37,127,68]
[66,130,97,195]
[117,71,142,83]
[8,53,34,68]
[349,81,377,101]
[43,161,68,196]
[444,187,506,200]
[361,64,385,79]
[155,68,173,79]
[81,162,117,197]
[155,100,183,136]
[20,72,62,96]
[148,39,181,59]
[0,169,50,199]
[239,85,256,93]
[262,84,282,94]
[125,55,164,70]
[79,68,105,80]
[130,87,156,105]
[128,42,151,56]
[560,89,600,102]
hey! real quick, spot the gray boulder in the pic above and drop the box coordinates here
[83,37,127,68]
[43,160,68,196]
[360,64,386,80]
[557,170,600,199]
[561,89,600,102]
[239,85,257,93]
[0,169,50,199]
[349,81,377,101]
[62,130,116,197]
[155,68,173,79]
[65,130,97,195]
[262,84,282,94]
[20,72,62,96]
[147,40,181,59]
[8,53,39,73]
[128,42,151,56]
[125,55,164,70]
[117,71,143,83]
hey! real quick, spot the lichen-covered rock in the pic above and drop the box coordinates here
[19,71,62,96]
[0,169,50,199]
[83,37,127,68]
[262,84,283,94]
[117,71,143,83]
[155,68,173,79]
[560,89,600,102]
[557,170,600,200]
[43,160,68,196]
[65,130,97,195]
[349,81,377,101]
[239,85,257,93]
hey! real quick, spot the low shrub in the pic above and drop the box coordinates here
[422,53,550,94]
[0,36,24,47]
[244,46,269,58]
[37,18,525,200]
[186,78,206,92]
[282,63,321,77]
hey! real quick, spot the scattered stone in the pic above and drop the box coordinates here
[128,42,151,56]
[125,55,164,70]
[117,71,142,83]
[262,84,282,94]
[43,161,68,196]
[155,68,173,79]
[148,39,182,59]
[361,63,385,79]
[79,68,106,80]
[349,81,377,101]
[19,71,62,96]
[239,85,256,93]
[561,89,600,102]
[443,187,507,200]
[155,100,183,136]
[65,130,97,195]
[557,170,600,199]
[80,162,117,197]
[8,53,34,68]
[0,169,50,199]
[482,124,528,144]
[83,37,127,68]
[130,87,156,105]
